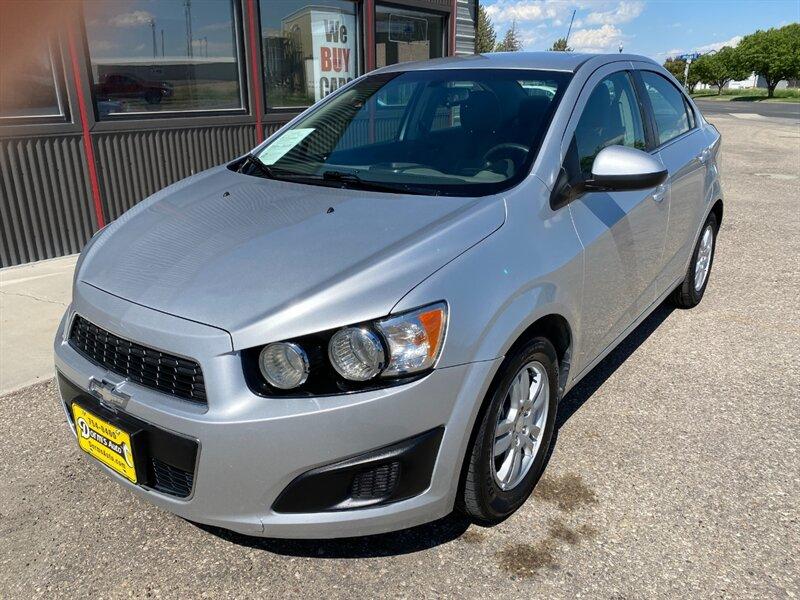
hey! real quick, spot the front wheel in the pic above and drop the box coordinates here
[670,212,718,308]
[459,337,558,524]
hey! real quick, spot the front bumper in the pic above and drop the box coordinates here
[54,283,500,538]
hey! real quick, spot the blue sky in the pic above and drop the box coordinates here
[482,0,799,59]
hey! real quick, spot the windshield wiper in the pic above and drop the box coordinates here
[321,170,433,195]
[241,154,277,179]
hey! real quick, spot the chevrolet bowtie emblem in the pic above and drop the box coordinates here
[88,377,131,410]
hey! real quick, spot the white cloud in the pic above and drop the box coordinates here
[484,0,562,24]
[89,40,117,53]
[662,35,743,58]
[109,10,154,28]
[570,24,624,52]
[585,1,643,26]
[696,35,742,53]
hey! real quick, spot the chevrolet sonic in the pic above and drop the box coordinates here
[54,52,722,538]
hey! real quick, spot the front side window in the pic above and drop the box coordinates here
[247,69,570,196]
[572,71,646,176]
[83,0,244,118]
[375,5,445,68]
[261,0,360,110]
[641,71,692,145]
[0,1,64,120]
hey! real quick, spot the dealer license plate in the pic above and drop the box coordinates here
[72,404,137,483]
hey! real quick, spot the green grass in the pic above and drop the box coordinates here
[691,88,800,103]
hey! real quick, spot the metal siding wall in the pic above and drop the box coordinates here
[94,125,257,221]
[455,0,476,55]
[0,135,97,267]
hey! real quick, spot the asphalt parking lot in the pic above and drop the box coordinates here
[1,111,798,599]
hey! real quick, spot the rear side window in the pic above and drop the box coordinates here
[572,71,646,176]
[641,72,693,145]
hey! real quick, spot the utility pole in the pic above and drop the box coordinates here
[161,29,165,57]
[150,18,157,58]
[564,9,576,49]
[184,0,193,58]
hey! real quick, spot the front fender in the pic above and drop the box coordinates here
[391,182,583,374]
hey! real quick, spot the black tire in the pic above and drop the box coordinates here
[670,212,718,309]
[144,91,162,105]
[459,337,559,525]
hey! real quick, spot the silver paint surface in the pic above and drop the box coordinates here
[55,52,722,538]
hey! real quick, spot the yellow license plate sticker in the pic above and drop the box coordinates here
[72,404,137,483]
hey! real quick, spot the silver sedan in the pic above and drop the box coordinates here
[54,52,722,538]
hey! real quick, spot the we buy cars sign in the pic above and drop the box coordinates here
[311,11,357,101]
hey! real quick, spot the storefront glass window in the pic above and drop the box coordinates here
[83,0,244,118]
[0,2,64,120]
[260,0,360,110]
[375,5,444,68]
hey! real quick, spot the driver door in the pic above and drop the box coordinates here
[565,67,669,371]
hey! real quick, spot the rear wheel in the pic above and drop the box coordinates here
[459,337,558,524]
[670,212,718,308]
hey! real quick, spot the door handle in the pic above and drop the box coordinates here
[652,183,667,203]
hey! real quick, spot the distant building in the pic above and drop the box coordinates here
[0,0,478,267]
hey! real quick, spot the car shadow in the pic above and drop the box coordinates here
[556,302,675,428]
[195,302,675,557]
[192,512,471,558]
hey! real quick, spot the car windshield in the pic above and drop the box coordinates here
[250,69,571,196]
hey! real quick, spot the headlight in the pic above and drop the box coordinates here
[328,327,386,381]
[375,302,447,377]
[246,301,448,394]
[258,342,309,389]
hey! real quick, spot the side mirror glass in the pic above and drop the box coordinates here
[585,145,668,192]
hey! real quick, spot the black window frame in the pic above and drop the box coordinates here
[552,68,654,210]
[260,0,364,116]
[633,69,698,150]
[82,0,250,122]
[0,33,71,126]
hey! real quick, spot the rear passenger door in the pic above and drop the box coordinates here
[635,68,709,290]
[564,66,669,370]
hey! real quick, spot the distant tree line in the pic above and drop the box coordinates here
[664,23,799,97]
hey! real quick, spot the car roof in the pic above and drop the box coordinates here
[374,51,659,74]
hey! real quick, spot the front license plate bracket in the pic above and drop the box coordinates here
[71,403,145,483]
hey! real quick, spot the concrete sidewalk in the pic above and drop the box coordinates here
[0,255,77,395]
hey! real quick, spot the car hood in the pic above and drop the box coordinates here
[79,166,505,349]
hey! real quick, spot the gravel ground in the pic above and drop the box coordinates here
[1,114,798,599]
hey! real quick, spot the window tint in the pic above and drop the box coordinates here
[573,71,645,176]
[0,1,64,120]
[261,0,360,109]
[84,0,244,118]
[641,71,692,145]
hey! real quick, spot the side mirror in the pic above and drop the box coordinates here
[585,145,668,192]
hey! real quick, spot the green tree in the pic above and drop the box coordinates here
[663,57,700,93]
[693,46,751,95]
[737,23,800,98]
[475,5,497,54]
[549,37,572,52]
[686,64,701,94]
[663,57,687,81]
[496,21,523,52]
